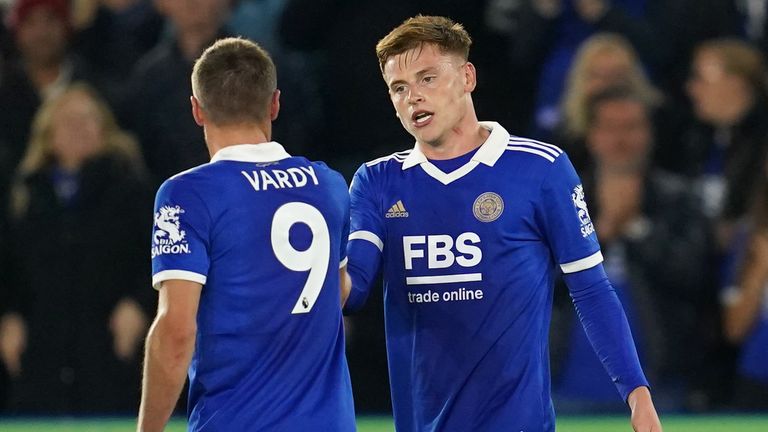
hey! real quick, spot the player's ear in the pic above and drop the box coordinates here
[190,96,205,126]
[270,89,281,121]
[463,62,477,93]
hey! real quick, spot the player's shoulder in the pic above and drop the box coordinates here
[357,148,413,176]
[502,135,566,166]
[157,163,217,198]
[304,157,350,191]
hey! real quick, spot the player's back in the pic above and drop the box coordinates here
[151,143,355,431]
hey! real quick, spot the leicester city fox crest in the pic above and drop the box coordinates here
[152,205,191,258]
[571,185,595,237]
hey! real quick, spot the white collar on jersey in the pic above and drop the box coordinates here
[400,121,510,185]
[210,142,291,163]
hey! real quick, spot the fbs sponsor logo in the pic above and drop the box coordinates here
[152,205,191,258]
[386,200,409,218]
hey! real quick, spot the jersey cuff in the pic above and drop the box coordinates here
[560,251,603,274]
[152,270,207,290]
[339,256,348,269]
[349,230,384,252]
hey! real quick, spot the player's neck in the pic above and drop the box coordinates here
[204,122,272,158]
[419,111,489,160]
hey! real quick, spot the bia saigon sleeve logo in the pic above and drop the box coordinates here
[571,185,595,237]
[151,205,191,258]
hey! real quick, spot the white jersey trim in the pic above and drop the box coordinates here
[339,256,349,269]
[509,136,563,154]
[152,270,207,290]
[508,139,563,157]
[349,230,384,252]
[365,150,412,167]
[560,251,604,274]
[505,146,556,162]
[420,160,481,185]
[401,121,510,171]
[210,142,291,163]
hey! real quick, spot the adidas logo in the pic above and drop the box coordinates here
[385,200,409,218]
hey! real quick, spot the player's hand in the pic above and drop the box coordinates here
[628,386,662,432]
[0,312,27,377]
[110,298,149,361]
[340,266,352,307]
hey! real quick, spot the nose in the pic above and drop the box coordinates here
[407,88,424,104]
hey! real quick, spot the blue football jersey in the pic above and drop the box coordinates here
[348,123,604,432]
[151,142,355,432]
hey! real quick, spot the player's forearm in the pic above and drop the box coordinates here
[565,265,649,400]
[723,275,768,343]
[724,235,768,343]
[344,240,382,312]
[137,318,196,432]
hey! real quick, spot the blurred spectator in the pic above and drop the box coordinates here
[551,86,711,411]
[506,0,742,140]
[720,174,768,411]
[508,0,674,140]
[69,0,164,105]
[736,0,768,58]
[121,0,232,185]
[682,39,768,248]
[554,33,662,172]
[227,0,323,155]
[0,83,153,414]
[0,0,102,186]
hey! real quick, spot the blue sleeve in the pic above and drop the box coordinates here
[340,187,350,266]
[345,165,384,312]
[564,264,650,401]
[151,177,211,289]
[537,154,603,273]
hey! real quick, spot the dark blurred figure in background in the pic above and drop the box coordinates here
[682,39,768,248]
[506,0,742,139]
[0,83,153,414]
[550,33,662,173]
[0,0,102,196]
[227,0,323,156]
[508,0,675,140]
[68,0,165,105]
[720,170,768,411]
[551,86,711,412]
[121,0,232,185]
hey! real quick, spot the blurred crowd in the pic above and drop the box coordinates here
[0,0,767,417]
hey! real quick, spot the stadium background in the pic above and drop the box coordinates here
[1,0,768,430]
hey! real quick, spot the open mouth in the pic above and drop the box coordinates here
[411,111,434,127]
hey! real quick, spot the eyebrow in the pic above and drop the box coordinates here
[388,67,438,90]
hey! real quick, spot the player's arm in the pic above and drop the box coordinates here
[538,154,660,431]
[563,266,661,431]
[340,265,352,307]
[628,386,662,432]
[723,231,768,343]
[344,166,385,311]
[137,279,201,432]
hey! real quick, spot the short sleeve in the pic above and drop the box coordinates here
[345,164,385,311]
[150,178,212,289]
[349,165,385,252]
[536,155,602,273]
